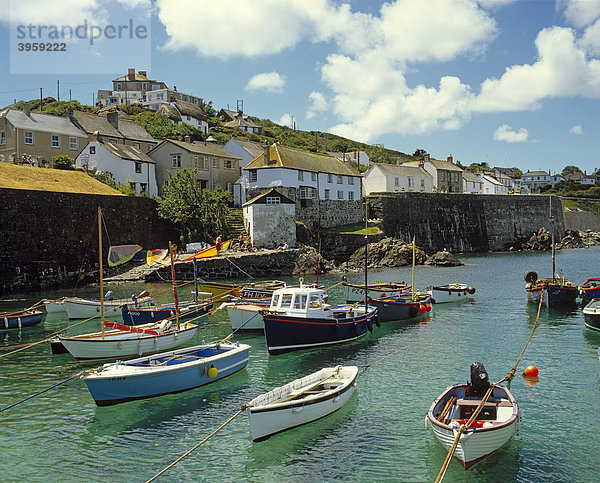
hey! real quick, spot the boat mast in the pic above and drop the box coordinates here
[193,250,198,302]
[98,207,105,339]
[169,241,180,330]
[364,200,368,311]
[550,195,555,281]
[411,236,416,301]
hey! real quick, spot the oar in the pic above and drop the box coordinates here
[277,368,341,404]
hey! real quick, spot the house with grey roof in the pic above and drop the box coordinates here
[148,137,241,195]
[0,106,88,166]
[363,162,433,195]
[237,142,363,228]
[325,150,370,167]
[403,154,464,193]
[75,137,158,196]
[521,170,564,193]
[243,188,296,249]
[480,174,509,194]
[218,109,262,135]
[462,171,484,193]
[97,68,167,106]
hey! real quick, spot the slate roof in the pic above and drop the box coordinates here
[462,171,482,183]
[372,163,432,178]
[1,109,87,137]
[101,141,155,164]
[72,111,155,142]
[243,188,295,206]
[403,159,463,172]
[114,73,150,81]
[244,144,362,177]
[481,174,504,186]
[230,137,266,158]
[152,139,241,159]
[224,118,261,130]
[522,170,550,176]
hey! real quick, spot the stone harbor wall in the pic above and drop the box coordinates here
[563,208,600,232]
[0,188,178,294]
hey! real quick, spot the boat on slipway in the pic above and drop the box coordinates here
[427,283,476,304]
[426,363,520,469]
[246,365,358,441]
[82,341,251,406]
[583,298,600,332]
[1,309,43,330]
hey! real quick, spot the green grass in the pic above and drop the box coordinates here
[562,198,600,217]
[324,222,381,235]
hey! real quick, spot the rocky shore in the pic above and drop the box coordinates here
[508,228,600,251]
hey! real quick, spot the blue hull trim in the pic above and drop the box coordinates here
[526,285,578,307]
[121,302,213,325]
[263,311,378,355]
[1,311,43,330]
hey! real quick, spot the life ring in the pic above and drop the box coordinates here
[524,271,538,283]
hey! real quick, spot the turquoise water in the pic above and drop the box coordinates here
[1,247,599,482]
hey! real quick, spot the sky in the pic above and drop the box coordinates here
[1,0,600,175]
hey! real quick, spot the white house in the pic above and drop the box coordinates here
[242,188,296,249]
[363,162,433,195]
[325,150,370,167]
[75,139,158,196]
[521,170,564,193]
[403,154,463,193]
[480,174,509,194]
[462,171,483,193]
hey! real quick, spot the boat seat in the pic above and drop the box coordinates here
[456,398,512,407]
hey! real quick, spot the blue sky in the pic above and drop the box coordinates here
[1,0,600,175]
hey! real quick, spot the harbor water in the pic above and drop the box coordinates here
[1,247,599,481]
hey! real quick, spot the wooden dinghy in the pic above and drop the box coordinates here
[82,341,251,406]
[246,365,358,441]
[1,309,43,330]
[425,363,520,469]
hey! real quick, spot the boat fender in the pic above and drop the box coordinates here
[366,317,373,333]
[159,320,172,331]
[524,271,538,283]
[468,287,476,294]
[374,314,380,327]
[208,365,218,378]
[105,290,114,301]
[425,304,432,312]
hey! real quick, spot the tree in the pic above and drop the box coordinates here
[157,168,232,244]
[51,154,74,170]
[413,148,427,158]
[562,165,582,177]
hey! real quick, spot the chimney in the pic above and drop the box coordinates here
[264,144,270,165]
[447,154,453,164]
[173,85,177,91]
[139,70,147,77]
[424,153,430,163]
[107,111,119,130]
[23,103,31,117]
[418,159,424,169]
[184,135,191,143]
[128,68,135,80]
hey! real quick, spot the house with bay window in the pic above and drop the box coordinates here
[236,143,363,228]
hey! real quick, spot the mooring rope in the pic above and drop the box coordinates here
[224,256,254,279]
[145,408,245,482]
[434,288,545,483]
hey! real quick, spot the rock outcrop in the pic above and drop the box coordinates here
[424,250,465,266]
[339,237,428,271]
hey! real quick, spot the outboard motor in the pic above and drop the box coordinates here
[467,362,490,398]
[104,290,114,301]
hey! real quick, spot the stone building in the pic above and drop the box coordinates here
[403,154,463,193]
[243,188,296,248]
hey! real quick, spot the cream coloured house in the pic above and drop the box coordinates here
[363,162,433,195]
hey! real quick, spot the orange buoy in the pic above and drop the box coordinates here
[523,365,539,377]
[425,304,432,312]
[418,305,426,313]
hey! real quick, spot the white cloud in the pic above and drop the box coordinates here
[278,113,294,127]
[570,124,583,134]
[562,0,600,29]
[2,0,100,25]
[477,0,518,8]
[245,72,285,93]
[493,124,529,142]
[307,91,328,119]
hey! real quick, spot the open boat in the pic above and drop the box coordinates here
[426,363,520,469]
[341,280,410,303]
[246,365,358,441]
[1,309,43,330]
[63,291,154,319]
[121,298,213,325]
[583,298,600,332]
[580,278,600,302]
[427,283,476,304]
[262,283,379,355]
[368,293,432,321]
[82,341,250,406]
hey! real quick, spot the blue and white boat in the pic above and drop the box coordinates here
[580,278,600,302]
[262,283,379,355]
[82,341,251,406]
[1,309,43,330]
[121,299,213,325]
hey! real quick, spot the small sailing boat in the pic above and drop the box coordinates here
[246,365,358,441]
[0,308,43,330]
[525,196,578,307]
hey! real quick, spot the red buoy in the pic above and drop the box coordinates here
[425,304,432,312]
[523,365,539,377]
[418,305,426,313]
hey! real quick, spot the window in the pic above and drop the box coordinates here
[212,158,220,168]
[0,131,5,145]
[130,182,136,190]
[51,135,60,148]
[163,180,169,188]
[116,83,122,90]
[300,187,313,199]
[440,171,446,181]
[337,190,344,199]
[249,170,257,182]
[311,172,317,181]
[69,137,78,150]
[172,154,181,168]
[24,131,33,145]
[224,159,233,169]
[140,183,147,192]
[298,171,304,181]
[142,83,147,90]
[337,175,343,184]
[348,191,354,201]
[201,156,209,170]
[89,146,95,154]
[324,189,330,199]
[133,142,140,149]
[348,177,354,185]
[327,174,333,183]
[421,179,425,188]
[135,162,142,173]
[147,143,155,152]
[281,294,292,308]
[394,177,399,187]
[293,295,307,310]
[408,176,414,187]
[266,196,280,205]
[309,294,321,309]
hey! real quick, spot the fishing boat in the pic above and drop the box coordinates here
[63,291,154,319]
[368,293,432,321]
[262,283,379,355]
[82,341,251,406]
[121,298,213,325]
[525,196,579,308]
[41,298,66,313]
[427,283,476,304]
[1,309,43,330]
[246,365,358,441]
[192,281,241,299]
[341,280,410,303]
[579,278,600,302]
[238,280,287,300]
[425,363,520,469]
[583,298,600,332]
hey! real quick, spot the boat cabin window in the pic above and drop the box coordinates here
[308,294,322,309]
[293,294,308,310]
[280,294,292,308]
[271,294,280,308]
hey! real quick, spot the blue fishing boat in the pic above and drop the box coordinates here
[121,300,213,325]
[1,309,43,330]
[262,283,379,355]
[580,278,600,302]
[82,341,251,406]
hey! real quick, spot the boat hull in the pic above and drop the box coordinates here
[121,301,212,325]
[1,310,43,330]
[428,284,475,304]
[580,279,600,302]
[368,295,431,322]
[248,366,358,441]
[583,299,600,331]
[342,282,409,303]
[64,296,154,319]
[526,281,579,307]
[263,309,378,355]
[227,304,265,331]
[83,343,250,406]
[58,323,198,361]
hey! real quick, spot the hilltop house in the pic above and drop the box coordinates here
[363,162,433,195]
[521,170,564,193]
[144,86,207,131]
[149,137,241,195]
[403,154,463,193]
[97,68,167,106]
[75,138,158,196]
[325,150,370,167]
[70,110,157,154]
[236,143,363,228]
[218,109,262,135]
[243,188,296,248]
[0,106,87,166]
[462,171,484,193]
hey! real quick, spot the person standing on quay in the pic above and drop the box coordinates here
[215,235,222,254]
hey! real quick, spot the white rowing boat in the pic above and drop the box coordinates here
[246,365,358,441]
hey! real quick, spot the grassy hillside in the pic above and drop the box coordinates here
[0,163,123,195]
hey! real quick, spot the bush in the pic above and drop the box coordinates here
[51,154,74,170]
